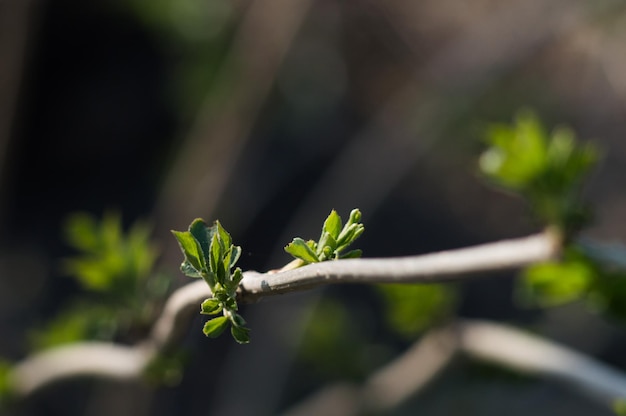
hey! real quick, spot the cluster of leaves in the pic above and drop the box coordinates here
[479,109,598,234]
[172,219,249,344]
[285,209,364,265]
[30,212,163,349]
[63,211,159,295]
[480,110,626,322]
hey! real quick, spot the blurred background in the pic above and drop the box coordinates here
[1,0,626,415]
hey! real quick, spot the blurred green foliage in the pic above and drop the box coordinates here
[28,304,118,351]
[29,212,165,350]
[377,283,456,339]
[143,350,189,387]
[297,298,376,380]
[480,109,598,233]
[519,248,594,308]
[63,211,158,296]
[481,110,626,323]
[614,398,626,415]
[0,359,12,407]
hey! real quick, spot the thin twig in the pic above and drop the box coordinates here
[9,231,559,398]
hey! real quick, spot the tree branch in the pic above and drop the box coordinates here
[239,231,561,302]
[457,319,626,404]
[283,319,626,415]
[9,231,560,398]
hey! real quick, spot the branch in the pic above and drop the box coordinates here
[9,343,154,397]
[283,319,626,415]
[8,231,559,398]
[239,231,561,302]
[457,319,626,404]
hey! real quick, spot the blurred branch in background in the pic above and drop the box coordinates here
[0,0,39,226]
[154,0,313,255]
[283,319,626,416]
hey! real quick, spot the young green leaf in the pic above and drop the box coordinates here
[189,218,214,264]
[231,313,247,328]
[203,316,230,338]
[231,325,250,344]
[171,230,205,274]
[318,232,338,254]
[225,268,243,295]
[201,298,223,315]
[181,261,203,278]
[228,246,242,270]
[285,238,320,263]
[215,220,232,251]
[340,249,362,259]
[210,233,221,278]
[323,210,342,240]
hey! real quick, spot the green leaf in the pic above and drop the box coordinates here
[201,270,217,288]
[340,249,362,259]
[323,210,342,240]
[229,246,242,270]
[318,232,337,255]
[210,233,221,275]
[285,238,320,263]
[203,316,229,338]
[201,298,222,315]
[181,261,203,278]
[215,220,232,251]
[225,268,243,294]
[231,325,250,344]
[171,230,205,273]
[189,218,213,265]
[337,223,365,249]
[231,313,247,327]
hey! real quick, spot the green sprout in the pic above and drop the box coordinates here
[284,209,364,266]
[172,219,249,344]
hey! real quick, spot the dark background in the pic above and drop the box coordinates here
[1,0,625,415]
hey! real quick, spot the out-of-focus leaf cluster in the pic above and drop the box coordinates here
[63,211,158,296]
[480,109,598,234]
[29,212,165,350]
[377,283,456,339]
[172,219,249,344]
[481,111,626,323]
